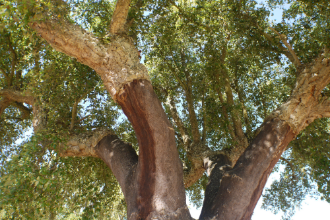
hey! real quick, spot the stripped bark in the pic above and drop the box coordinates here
[117,80,191,219]
[28,2,330,219]
[199,51,330,219]
[200,118,296,220]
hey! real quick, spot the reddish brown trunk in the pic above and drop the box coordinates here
[200,118,296,220]
[116,79,192,219]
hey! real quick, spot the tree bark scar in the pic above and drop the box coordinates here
[241,120,296,219]
[117,79,156,219]
[204,119,297,220]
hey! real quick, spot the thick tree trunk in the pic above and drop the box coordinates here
[116,79,192,220]
[29,5,330,218]
[200,118,296,219]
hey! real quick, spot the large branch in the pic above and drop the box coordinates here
[109,0,131,34]
[6,32,18,86]
[200,118,296,220]
[116,79,191,219]
[59,128,139,212]
[0,67,10,84]
[268,52,330,132]
[59,128,114,157]
[269,26,301,68]
[200,51,330,219]
[0,89,34,105]
[30,20,149,100]
[32,14,190,219]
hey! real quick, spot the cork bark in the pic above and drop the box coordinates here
[27,2,330,218]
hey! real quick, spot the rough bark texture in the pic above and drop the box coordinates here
[0,88,34,106]
[267,55,330,132]
[29,6,330,219]
[59,128,114,157]
[30,20,149,100]
[201,118,296,219]
[117,79,192,220]
[199,54,330,219]
[109,0,131,34]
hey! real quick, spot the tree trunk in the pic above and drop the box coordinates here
[28,5,330,218]
[199,118,296,219]
[116,79,192,219]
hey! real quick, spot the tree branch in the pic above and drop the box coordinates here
[11,101,32,119]
[166,95,191,150]
[30,20,106,71]
[116,80,190,218]
[0,67,9,83]
[239,14,299,68]
[202,90,207,144]
[233,74,252,138]
[0,97,12,116]
[59,128,115,157]
[166,92,211,188]
[215,43,247,149]
[70,89,91,131]
[200,153,232,219]
[109,0,131,34]
[59,128,139,206]
[0,89,34,105]
[269,26,301,68]
[6,33,18,86]
[181,51,201,143]
[30,19,149,100]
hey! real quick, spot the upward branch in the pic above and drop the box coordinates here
[269,26,301,68]
[109,0,131,34]
[31,19,149,100]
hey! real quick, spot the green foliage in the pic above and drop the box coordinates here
[0,0,330,219]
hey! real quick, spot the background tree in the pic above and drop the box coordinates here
[0,0,329,219]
